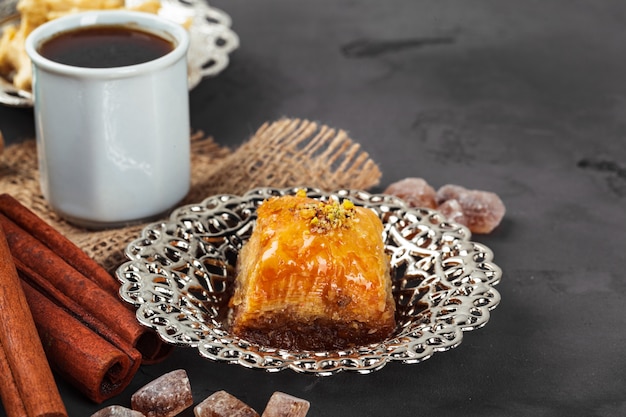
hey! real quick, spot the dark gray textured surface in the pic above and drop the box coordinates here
[1,1,625,416]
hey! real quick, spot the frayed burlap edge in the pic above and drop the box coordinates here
[0,118,381,273]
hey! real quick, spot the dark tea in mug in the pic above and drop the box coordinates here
[38,24,174,68]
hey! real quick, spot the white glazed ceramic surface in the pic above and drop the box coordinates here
[26,11,191,228]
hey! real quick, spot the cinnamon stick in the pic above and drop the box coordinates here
[0,342,28,417]
[0,213,158,403]
[21,280,141,403]
[0,195,175,403]
[0,194,172,363]
[0,214,144,344]
[14,254,144,392]
[0,225,67,417]
[0,193,119,295]
[15,255,142,376]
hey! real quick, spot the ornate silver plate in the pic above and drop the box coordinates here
[0,0,239,107]
[116,187,502,375]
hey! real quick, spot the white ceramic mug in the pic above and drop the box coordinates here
[26,10,191,228]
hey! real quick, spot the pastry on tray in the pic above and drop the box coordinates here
[228,191,396,351]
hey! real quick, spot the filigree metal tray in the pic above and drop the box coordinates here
[0,0,239,107]
[116,187,502,375]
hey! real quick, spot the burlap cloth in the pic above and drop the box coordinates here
[0,118,381,273]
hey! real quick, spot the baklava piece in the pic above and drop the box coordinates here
[228,191,396,351]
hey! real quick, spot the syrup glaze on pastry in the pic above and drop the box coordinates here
[228,191,396,351]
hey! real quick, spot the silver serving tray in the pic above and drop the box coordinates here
[116,187,502,376]
[0,0,239,107]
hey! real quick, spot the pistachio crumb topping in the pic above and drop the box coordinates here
[295,191,356,233]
